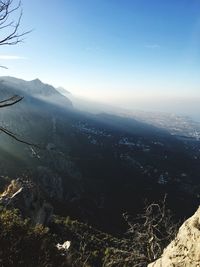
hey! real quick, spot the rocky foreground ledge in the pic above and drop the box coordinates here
[148,207,200,267]
[0,178,53,225]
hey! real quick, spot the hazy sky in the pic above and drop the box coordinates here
[0,0,200,106]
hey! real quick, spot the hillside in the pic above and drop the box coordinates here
[0,76,199,234]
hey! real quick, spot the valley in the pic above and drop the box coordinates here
[0,77,199,234]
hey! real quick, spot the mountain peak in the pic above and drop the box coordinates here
[30,78,42,84]
[0,75,73,108]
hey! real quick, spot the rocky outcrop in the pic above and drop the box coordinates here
[0,178,53,225]
[148,207,200,267]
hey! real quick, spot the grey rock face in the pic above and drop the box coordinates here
[0,178,53,225]
[148,207,200,267]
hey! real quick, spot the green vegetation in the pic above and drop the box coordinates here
[0,201,178,267]
[0,209,69,267]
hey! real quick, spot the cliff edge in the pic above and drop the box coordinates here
[148,207,200,267]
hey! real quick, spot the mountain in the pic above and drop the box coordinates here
[56,86,71,95]
[0,76,199,233]
[0,76,73,107]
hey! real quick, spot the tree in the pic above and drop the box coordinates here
[0,0,30,46]
[0,0,34,145]
[0,0,30,67]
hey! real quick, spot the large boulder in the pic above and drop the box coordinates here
[0,178,53,225]
[148,207,200,267]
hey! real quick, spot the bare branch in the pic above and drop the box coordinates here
[0,126,40,148]
[123,195,180,263]
[0,65,8,69]
[0,95,40,148]
[0,95,23,107]
[0,1,34,147]
[0,0,31,46]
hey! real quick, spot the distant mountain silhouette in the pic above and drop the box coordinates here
[0,76,73,108]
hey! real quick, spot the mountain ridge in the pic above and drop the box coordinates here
[0,76,73,110]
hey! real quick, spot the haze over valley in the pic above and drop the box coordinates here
[0,76,199,233]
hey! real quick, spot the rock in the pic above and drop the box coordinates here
[56,241,71,251]
[0,178,53,225]
[148,207,200,267]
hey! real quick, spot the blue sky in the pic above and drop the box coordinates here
[0,0,200,107]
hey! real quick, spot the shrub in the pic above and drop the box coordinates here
[0,209,69,267]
